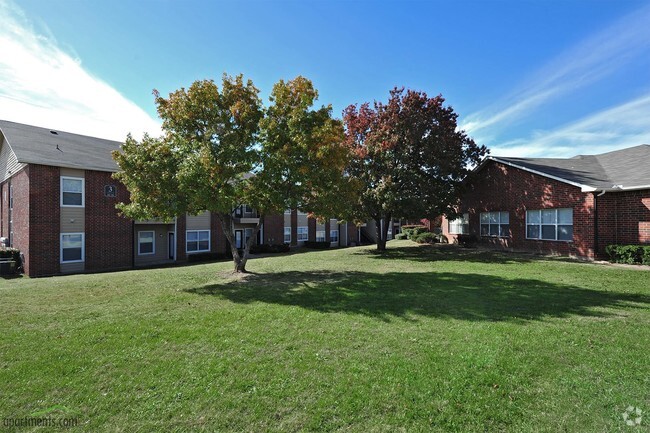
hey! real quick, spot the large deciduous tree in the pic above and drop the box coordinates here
[113,74,347,273]
[343,87,487,251]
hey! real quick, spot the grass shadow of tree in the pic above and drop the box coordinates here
[185,270,649,322]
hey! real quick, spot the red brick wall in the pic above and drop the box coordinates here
[176,215,187,262]
[596,189,650,252]
[9,168,30,273]
[344,223,359,245]
[262,213,284,245]
[442,160,596,258]
[27,165,60,276]
[85,170,133,272]
[209,213,227,255]
[1,181,8,239]
[308,217,316,242]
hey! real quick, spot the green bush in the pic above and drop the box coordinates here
[413,232,438,244]
[395,233,408,240]
[250,243,291,254]
[605,244,650,265]
[303,241,330,249]
[457,234,479,248]
[187,252,229,263]
[401,225,428,240]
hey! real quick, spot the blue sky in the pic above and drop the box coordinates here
[1,0,649,157]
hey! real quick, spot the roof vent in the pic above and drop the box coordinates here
[50,130,58,135]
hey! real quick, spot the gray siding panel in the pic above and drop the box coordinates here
[61,207,85,233]
[186,211,210,230]
[0,138,26,182]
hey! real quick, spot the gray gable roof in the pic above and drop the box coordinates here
[485,144,650,192]
[0,120,122,172]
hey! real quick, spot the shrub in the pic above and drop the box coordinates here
[187,252,229,263]
[395,233,408,240]
[605,244,650,265]
[303,241,330,249]
[457,234,479,248]
[250,243,291,254]
[401,225,428,240]
[413,232,438,244]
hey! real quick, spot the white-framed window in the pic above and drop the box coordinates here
[448,213,469,235]
[330,230,339,243]
[61,176,84,207]
[284,227,291,244]
[186,230,210,253]
[61,233,84,263]
[297,226,308,241]
[138,231,155,255]
[526,208,573,241]
[480,211,510,237]
[316,230,326,242]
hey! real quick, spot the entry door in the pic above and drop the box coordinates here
[235,230,243,249]
[168,232,175,260]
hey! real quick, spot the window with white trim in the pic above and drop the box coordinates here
[138,231,155,255]
[448,213,469,234]
[186,230,210,252]
[480,211,510,237]
[526,208,573,241]
[297,226,308,241]
[284,227,291,244]
[61,177,84,207]
[330,230,339,243]
[61,233,84,263]
[316,230,326,242]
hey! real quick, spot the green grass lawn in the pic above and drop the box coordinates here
[1,240,649,432]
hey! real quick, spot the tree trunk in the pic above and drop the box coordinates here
[238,215,264,273]
[217,212,264,274]
[375,214,392,252]
[375,214,386,252]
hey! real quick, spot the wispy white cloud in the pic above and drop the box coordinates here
[490,92,650,158]
[461,2,650,143]
[0,0,160,141]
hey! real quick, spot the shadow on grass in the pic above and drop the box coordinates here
[355,244,589,265]
[185,270,649,322]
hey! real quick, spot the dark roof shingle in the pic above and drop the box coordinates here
[489,144,650,191]
[0,120,122,172]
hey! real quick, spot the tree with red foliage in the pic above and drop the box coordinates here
[343,87,487,251]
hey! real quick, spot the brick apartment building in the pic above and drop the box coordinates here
[0,120,361,277]
[442,145,650,259]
